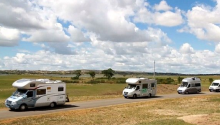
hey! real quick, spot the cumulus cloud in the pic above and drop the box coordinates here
[154,0,172,11]
[179,43,194,54]
[134,2,183,27]
[183,0,220,42]
[68,25,90,42]
[0,26,20,46]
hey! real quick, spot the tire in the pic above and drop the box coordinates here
[19,104,27,111]
[49,102,56,108]
[10,108,15,111]
[185,91,189,94]
[66,97,70,102]
[133,94,137,99]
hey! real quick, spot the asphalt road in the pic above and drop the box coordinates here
[0,92,219,120]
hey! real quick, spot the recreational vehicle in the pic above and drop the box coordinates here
[5,79,67,111]
[177,77,201,94]
[122,78,157,98]
[209,80,220,92]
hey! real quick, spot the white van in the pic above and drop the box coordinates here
[5,79,67,111]
[122,78,157,98]
[177,77,201,94]
[209,80,220,92]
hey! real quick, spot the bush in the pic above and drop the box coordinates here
[156,77,175,84]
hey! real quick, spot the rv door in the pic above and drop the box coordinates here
[25,90,35,107]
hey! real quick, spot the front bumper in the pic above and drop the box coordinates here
[209,88,220,92]
[123,92,133,98]
[5,100,19,109]
[177,90,185,94]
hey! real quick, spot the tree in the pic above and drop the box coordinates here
[102,68,115,80]
[209,78,214,84]
[73,70,81,79]
[88,71,96,79]
[178,76,184,84]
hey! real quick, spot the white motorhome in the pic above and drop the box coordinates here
[122,78,157,98]
[209,80,220,92]
[5,79,67,111]
[177,77,201,94]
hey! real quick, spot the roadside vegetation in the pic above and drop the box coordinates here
[1,95,220,125]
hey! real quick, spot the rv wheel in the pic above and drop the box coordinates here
[19,104,27,111]
[133,94,137,99]
[185,91,189,94]
[49,102,56,108]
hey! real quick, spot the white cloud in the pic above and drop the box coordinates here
[179,43,194,54]
[2,42,220,74]
[184,1,220,42]
[68,25,90,42]
[134,4,183,27]
[154,0,172,11]
[0,26,20,46]
[215,43,220,53]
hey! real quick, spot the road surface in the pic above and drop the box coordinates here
[0,92,219,120]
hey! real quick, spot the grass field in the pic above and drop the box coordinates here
[1,95,220,125]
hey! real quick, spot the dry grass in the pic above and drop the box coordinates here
[1,95,220,125]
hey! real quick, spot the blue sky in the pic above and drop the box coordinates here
[0,0,220,74]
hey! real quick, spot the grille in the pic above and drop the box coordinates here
[6,100,12,105]
[124,92,128,95]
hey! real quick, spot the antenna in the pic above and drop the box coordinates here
[153,60,155,79]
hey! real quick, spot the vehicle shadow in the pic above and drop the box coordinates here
[10,104,79,112]
[126,96,163,99]
[180,92,206,95]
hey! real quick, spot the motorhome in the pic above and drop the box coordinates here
[209,80,220,92]
[177,77,201,94]
[122,78,157,98]
[5,79,67,111]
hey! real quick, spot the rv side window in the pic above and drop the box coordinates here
[27,91,33,97]
[58,87,64,91]
[188,84,191,88]
[30,83,35,87]
[195,83,201,87]
[37,89,46,95]
[151,83,155,87]
[142,84,148,89]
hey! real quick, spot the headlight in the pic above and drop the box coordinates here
[11,101,17,105]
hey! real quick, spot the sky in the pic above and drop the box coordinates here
[0,0,220,74]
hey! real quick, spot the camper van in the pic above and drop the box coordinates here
[122,78,157,98]
[209,80,220,92]
[177,77,201,94]
[5,79,67,111]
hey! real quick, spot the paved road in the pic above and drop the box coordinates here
[0,92,219,120]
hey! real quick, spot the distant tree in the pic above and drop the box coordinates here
[209,78,214,84]
[73,70,81,79]
[88,71,96,79]
[102,68,115,80]
[178,76,184,84]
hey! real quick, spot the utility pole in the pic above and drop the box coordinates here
[153,60,155,79]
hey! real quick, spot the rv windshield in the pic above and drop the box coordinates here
[126,84,137,89]
[180,82,188,87]
[211,83,219,86]
[13,89,28,97]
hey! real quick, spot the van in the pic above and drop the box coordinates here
[209,80,220,92]
[5,79,67,111]
[122,78,157,98]
[177,77,201,94]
